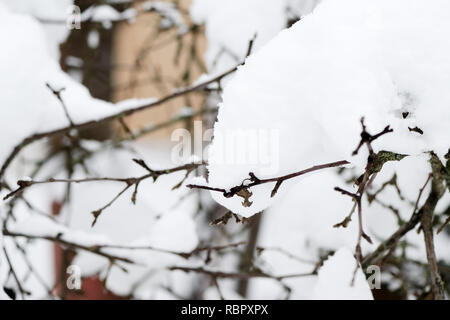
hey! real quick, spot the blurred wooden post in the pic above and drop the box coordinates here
[112,0,206,140]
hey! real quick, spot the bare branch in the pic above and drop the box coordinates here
[45,83,74,127]
[3,160,206,226]
[187,160,349,200]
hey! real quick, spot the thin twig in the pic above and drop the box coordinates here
[2,246,31,299]
[46,83,74,127]
[187,160,350,199]
[4,159,206,226]
[3,229,135,264]
[168,266,314,281]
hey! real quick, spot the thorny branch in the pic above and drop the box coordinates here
[2,246,31,299]
[169,265,314,298]
[169,265,315,281]
[3,229,135,265]
[46,83,74,127]
[187,160,350,206]
[3,227,247,266]
[334,118,396,283]
[362,152,448,299]
[3,159,206,226]
[362,174,433,268]
[5,225,313,298]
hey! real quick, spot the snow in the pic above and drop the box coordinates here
[0,0,73,59]
[82,5,121,23]
[143,1,186,30]
[87,30,100,49]
[191,0,320,78]
[312,248,373,300]
[191,0,287,74]
[286,0,321,18]
[205,0,450,217]
[78,2,186,30]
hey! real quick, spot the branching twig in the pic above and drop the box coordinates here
[352,119,393,156]
[437,215,450,234]
[335,118,395,284]
[2,246,31,299]
[3,229,136,264]
[362,153,446,300]
[4,227,246,265]
[168,266,314,281]
[187,160,349,203]
[46,83,74,127]
[362,173,433,268]
[4,159,206,226]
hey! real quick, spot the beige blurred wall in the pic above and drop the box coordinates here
[112,0,206,139]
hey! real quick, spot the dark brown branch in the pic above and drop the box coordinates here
[187,160,349,199]
[11,240,55,299]
[237,213,262,297]
[4,227,246,265]
[102,241,247,260]
[437,215,450,234]
[168,266,314,281]
[256,246,316,265]
[46,83,74,127]
[4,160,206,226]
[3,229,136,264]
[352,118,393,156]
[334,118,395,284]
[362,174,433,268]
[2,246,31,299]
[420,153,446,300]
[362,152,447,301]
[4,161,204,200]
[245,33,257,58]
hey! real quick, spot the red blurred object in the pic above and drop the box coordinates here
[51,201,127,300]
[53,244,127,300]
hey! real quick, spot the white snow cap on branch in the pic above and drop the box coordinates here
[205,0,450,217]
[312,247,373,300]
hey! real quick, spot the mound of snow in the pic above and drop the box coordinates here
[206,0,450,217]
[312,248,373,300]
